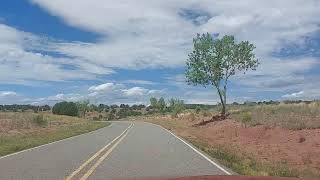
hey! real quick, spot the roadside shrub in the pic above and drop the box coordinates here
[92,116,99,121]
[195,106,201,114]
[240,111,252,126]
[32,114,48,127]
[106,113,115,121]
[169,98,185,117]
[116,108,142,119]
[202,111,210,117]
[52,101,79,117]
[186,112,196,121]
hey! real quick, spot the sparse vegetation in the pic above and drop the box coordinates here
[169,98,185,117]
[32,114,48,127]
[190,139,300,177]
[0,112,109,156]
[238,111,252,127]
[230,102,320,130]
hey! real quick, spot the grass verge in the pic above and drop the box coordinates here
[0,121,109,157]
[188,139,303,177]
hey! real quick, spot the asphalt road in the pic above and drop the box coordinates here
[0,121,231,180]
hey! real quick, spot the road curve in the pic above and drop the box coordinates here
[0,121,230,180]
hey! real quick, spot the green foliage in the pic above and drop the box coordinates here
[240,111,252,126]
[89,104,98,112]
[106,113,115,121]
[149,97,167,112]
[185,33,259,115]
[110,108,117,114]
[169,98,185,117]
[76,100,90,117]
[52,101,79,117]
[150,97,158,108]
[158,97,166,112]
[116,108,142,119]
[195,106,201,114]
[32,114,48,127]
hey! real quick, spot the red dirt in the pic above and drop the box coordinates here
[182,119,320,174]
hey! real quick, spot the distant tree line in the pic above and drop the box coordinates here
[0,104,50,112]
[3,99,318,119]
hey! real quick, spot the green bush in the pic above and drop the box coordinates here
[195,106,201,114]
[169,98,185,117]
[32,114,48,127]
[52,101,79,117]
[106,113,115,121]
[116,108,142,119]
[240,111,252,125]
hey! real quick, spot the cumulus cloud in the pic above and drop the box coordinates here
[23,82,166,105]
[0,23,113,85]
[122,87,148,97]
[1,0,320,104]
[123,80,155,85]
[29,0,320,69]
[0,91,17,97]
[88,82,123,92]
[282,91,304,98]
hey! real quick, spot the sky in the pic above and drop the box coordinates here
[0,0,320,105]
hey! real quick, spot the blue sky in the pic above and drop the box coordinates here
[0,0,320,105]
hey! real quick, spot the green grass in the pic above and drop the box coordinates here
[188,139,302,177]
[0,121,109,157]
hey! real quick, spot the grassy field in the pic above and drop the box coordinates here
[0,112,109,156]
[229,102,320,130]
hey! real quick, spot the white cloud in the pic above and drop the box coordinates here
[0,91,17,97]
[88,83,122,92]
[123,80,155,85]
[282,91,304,98]
[122,87,148,97]
[0,23,114,85]
[25,82,165,105]
[1,0,320,104]
[29,0,320,70]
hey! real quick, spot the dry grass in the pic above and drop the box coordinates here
[229,102,320,130]
[0,112,109,156]
[0,112,94,134]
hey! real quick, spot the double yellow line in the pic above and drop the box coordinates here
[66,123,133,180]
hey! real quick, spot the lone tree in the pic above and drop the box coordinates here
[186,33,259,118]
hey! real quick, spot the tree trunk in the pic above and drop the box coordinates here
[221,101,226,118]
[216,88,227,119]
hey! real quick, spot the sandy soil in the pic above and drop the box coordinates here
[134,115,320,176]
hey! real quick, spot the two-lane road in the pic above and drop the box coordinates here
[0,121,230,180]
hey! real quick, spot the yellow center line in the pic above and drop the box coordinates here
[80,124,132,180]
[66,123,133,180]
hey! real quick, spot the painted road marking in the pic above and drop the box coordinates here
[80,124,133,180]
[155,123,232,175]
[66,123,133,180]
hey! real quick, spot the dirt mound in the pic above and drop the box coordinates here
[193,114,227,126]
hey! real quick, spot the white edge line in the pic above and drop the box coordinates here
[155,124,232,175]
[0,122,114,160]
